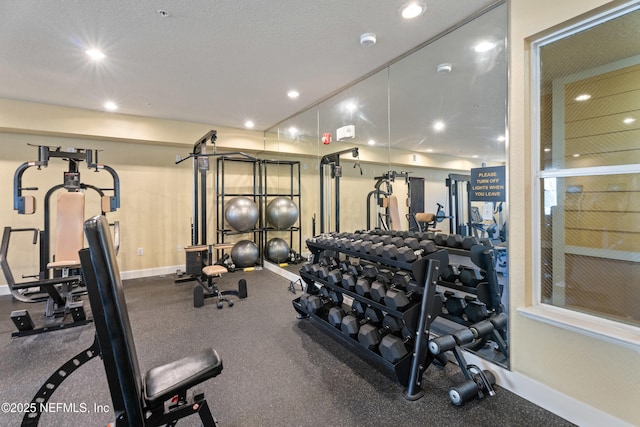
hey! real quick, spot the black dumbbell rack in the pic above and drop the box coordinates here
[292,239,442,400]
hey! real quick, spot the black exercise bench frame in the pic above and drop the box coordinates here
[22,215,223,426]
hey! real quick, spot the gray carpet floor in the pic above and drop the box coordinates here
[0,269,574,426]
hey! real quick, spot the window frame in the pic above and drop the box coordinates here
[520,0,640,351]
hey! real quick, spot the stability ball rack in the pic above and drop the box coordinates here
[262,159,302,262]
[216,154,263,265]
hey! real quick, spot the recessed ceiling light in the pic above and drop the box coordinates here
[572,153,580,157]
[368,139,376,146]
[345,102,357,113]
[544,148,551,152]
[474,41,496,53]
[244,120,255,129]
[426,148,433,153]
[623,117,636,124]
[288,126,298,136]
[575,94,591,101]
[472,155,479,158]
[437,63,452,73]
[86,49,105,60]
[400,2,426,19]
[433,120,445,132]
[287,90,299,99]
[104,101,118,111]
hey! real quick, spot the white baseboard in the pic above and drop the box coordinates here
[119,264,185,281]
[263,260,301,283]
[460,352,632,427]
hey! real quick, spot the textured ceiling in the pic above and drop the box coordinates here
[0,0,500,132]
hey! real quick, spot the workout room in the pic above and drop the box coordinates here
[0,1,638,426]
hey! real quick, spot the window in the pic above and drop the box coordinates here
[531,3,640,338]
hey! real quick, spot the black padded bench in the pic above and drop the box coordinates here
[22,215,224,426]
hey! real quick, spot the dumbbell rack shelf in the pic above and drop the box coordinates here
[294,241,443,399]
[291,295,415,387]
[298,271,424,337]
[306,240,414,271]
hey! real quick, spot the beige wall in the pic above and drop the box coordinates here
[0,100,467,278]
[510,0,639,424]
[0,105,265,276]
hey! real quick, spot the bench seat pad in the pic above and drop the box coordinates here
[144,348,223,406]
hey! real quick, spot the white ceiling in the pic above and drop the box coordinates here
[1,0,501,135]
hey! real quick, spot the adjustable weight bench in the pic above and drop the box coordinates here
[22,215,223,426]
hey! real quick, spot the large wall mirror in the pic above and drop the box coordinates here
[266,2,509,368]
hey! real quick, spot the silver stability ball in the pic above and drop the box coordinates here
[231,240,259,268]
[266,197,298,229]
[265,238,290,263]
[225,197,259,232]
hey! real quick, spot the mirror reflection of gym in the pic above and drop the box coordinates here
[266,1,510,376]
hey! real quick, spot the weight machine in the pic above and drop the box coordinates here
[319,147,359,233]
[366,171,411,231]
[175,131,255,305]
[446,173,472,235]
[2,144,121,336]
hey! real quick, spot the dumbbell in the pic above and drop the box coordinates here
[341,273,357,291]
[300,262,313,275]
[319,254,338,268]
[327,269,343,286]
[462,236,480,250]
[402,237,420,250]
[338,260,351,273]
[434,233,449,246]
[355,276,373,297]
[381,244,399,260]
[360,241,373,254]
[381,315,410,338]
[382,271,415,311]
[396,246,420,263]
[362,264,379,279]
[306,291,343,314]
[446,234,463,248]
[328,289,344,305]
[443,291,467,317]
[350,239,364,252]
[340,306,379,339]
[351,299,367,316]
[419,239,438,254]
[459,266,484,287]
[298,293,312,311]
[384,288,413,311]
[370,243,385,257]
[370,270,403,303]
[440,264,460,282]
[390,236,404,247]
[317,266,332,281]
[310,263,324,277]
[464,299,489,323]
[357,310,403,351]
[347,263,363,276]
[379,334,410,363]
[327,306,345,328]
